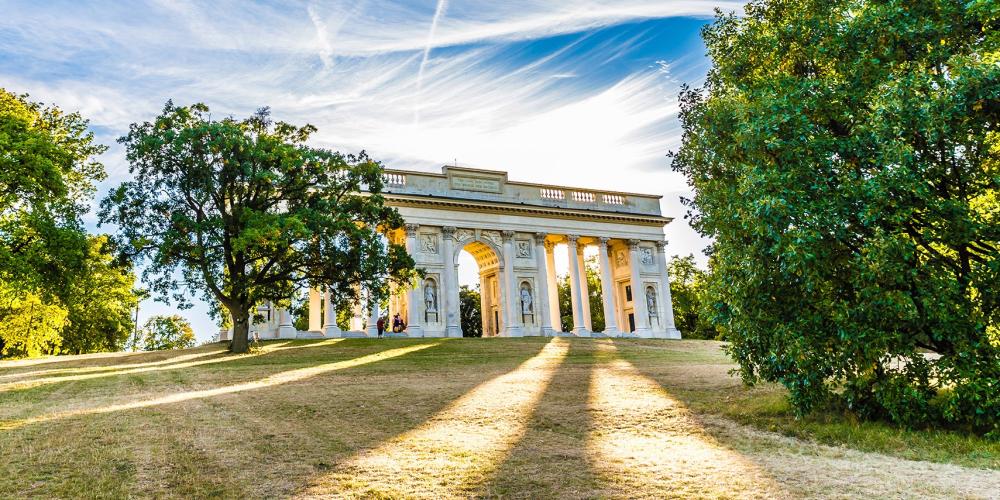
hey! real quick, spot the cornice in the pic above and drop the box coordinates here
[384,193,672,227]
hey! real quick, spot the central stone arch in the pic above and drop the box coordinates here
[453,236,505,336]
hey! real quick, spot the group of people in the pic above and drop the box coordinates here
[374,313,406,338]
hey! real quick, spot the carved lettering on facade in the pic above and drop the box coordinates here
[451,176,502,193]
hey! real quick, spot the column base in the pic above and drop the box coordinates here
[446,325,464,338]
[600,327,622,338]
[324,325,342,338]
[572,327,591,338]
[540,326,555,337]
[405,325,424,338]
[634,327,654,339]
[664,327,682,339]
[501,325,524,337]
[366,326,380,337]
[278,325,297,339]
[342,330,369,338]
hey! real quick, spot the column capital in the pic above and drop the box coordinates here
[442,226,457,240]
[566,234,580,245]
[598,236,611,248]
[533,232,548,244]
[501,230,516,242]
[654,240,668,250]
[627,238,641,250]
[404,223,419,236]
[544,240,556,251]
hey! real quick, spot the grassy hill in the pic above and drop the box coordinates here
[0,338,997,498]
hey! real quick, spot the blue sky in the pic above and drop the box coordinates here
[0,0,741,341]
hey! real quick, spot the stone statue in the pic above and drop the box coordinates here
[646,287,657,315]
[424,280,437,312]
[520,285,533,314]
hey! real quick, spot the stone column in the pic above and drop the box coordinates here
[278,306,296,339]
[442,226,462,337]
[366,290,381,336]
[544,241,561,333]
[533,232,554,337]
[566,235,589,336]
[403,223,423,337]
[308,287,322,331]
[350,285,365,332]
[628,239,652,337]
[597,237,620,336]
[324,286,342,337]
[655,240,682,339]
[576,245,592,331]
[501,230,524,337]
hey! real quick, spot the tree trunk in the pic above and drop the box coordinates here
[230,306,251,354]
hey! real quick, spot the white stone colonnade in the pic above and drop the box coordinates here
[222,166,682,341]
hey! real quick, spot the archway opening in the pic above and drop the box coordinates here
[456,240,502,337]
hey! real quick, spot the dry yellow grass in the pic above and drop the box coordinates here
[0,337,997,499]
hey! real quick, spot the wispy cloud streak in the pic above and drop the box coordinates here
[415,0,449,123]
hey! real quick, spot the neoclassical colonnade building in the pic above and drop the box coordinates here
[226,166,681,341]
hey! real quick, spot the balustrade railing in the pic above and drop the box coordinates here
[383,173,406,186]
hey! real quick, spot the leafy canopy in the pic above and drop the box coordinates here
[101,102,416,353]
[672,0,1000,436]
[138,314,195,351]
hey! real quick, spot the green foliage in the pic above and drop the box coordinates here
[0,89,136,359]
[100,102,417,353]
[59,236,140,354]
[668,255,718,340]
[138,314,195,351]
[460,285,483,337]
[0,289,66,358]
[672,0,1000,436]
[557,256,605,332]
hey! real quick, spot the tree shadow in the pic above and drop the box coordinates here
[0,338,555,498]
[475,339,603,498]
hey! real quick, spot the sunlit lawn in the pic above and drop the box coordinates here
[1,338,997,499]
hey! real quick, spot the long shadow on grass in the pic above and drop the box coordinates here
[288,337,564,498]
[0,339,475,498]
[587,340,787,497]
[475,339,603,498]
[0,339,350,396]
[0,340,433,430]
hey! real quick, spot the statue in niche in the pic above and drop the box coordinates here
[421,234,438,254]
[516,240,531,258]
[640,248,654,266]
[646,287,657,315]
[520,284,533,314]
[424,280,438,312]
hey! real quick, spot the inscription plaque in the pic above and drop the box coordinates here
[451,176,502,193]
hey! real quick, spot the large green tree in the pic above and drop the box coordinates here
[101,103,417,353]
[0,89,111,357]
[673,0,1000,435]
